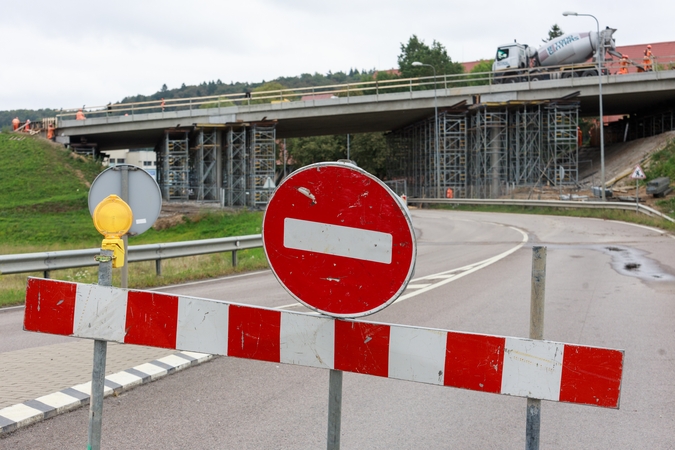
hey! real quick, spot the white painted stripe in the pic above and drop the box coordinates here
[156,354,193,370]
[106,371,143,389]
[389,326,446,385]
[133,363,168,379]
[179,351,211,361]
[501,338,563,401]
[404,284,432,289]
[284,218,393,264]
[0,403,43,422]
[73,284,127,341]
[280,312,334,369]
[177,297,228,356]
[393,226,528,305]
[70,382,114,397]
[35,391,81,409]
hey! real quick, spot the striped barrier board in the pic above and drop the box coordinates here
[24,278,624,408]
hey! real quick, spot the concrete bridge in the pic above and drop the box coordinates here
[56,70,675,151]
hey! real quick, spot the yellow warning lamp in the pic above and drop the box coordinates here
[92,195,133,268]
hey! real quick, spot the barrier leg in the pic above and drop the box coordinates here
[526,246,546,450]
[88,249,112,450]
[327,369,343,450]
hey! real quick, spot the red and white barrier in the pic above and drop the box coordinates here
[24,278,624,408]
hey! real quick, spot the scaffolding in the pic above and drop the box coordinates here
[158,131,190,200]
[223,126,248,207]
[386,101,580,199]
[468,106,508,198]
[508,104,542,186]
[439,114,468,198]
[190,128,219,201]
[545,103,578,185]
[249,125,276,206]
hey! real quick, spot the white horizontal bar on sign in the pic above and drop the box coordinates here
[283,218,393,264]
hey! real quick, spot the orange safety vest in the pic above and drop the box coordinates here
[618,57,629,75]
[12,117,19,130]
[76,110,86,120]
[643,50,653,71]
[47,124,55,139]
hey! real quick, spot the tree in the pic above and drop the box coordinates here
[286,132,390,178]
[467,59,495,86]
[543,24,564,43]
[161,84,168,92]
[398,35,464,79]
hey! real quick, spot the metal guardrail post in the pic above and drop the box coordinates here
[232,250,238,268]
[43,270,50,279]
[155,259,162,276]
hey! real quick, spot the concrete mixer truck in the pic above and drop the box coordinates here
[492,28,622,83]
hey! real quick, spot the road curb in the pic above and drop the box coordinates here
[0,351,213,436]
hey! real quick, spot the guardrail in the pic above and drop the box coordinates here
[407,197,675,223]
[1,200,672,277]
[0,234,262,277]
[52,56,675,122]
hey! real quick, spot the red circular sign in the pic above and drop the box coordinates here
[263,162,416,317]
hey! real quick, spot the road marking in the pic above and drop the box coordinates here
[284,218,393,264]
[393,226,528,305]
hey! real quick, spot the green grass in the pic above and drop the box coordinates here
[0,132,268,307]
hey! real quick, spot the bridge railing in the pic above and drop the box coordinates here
[54,56,675,123]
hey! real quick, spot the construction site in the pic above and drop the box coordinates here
[141,99,675,206]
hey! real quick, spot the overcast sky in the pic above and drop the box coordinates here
[2,0,673,111]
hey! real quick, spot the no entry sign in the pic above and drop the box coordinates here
[263,162,416,318]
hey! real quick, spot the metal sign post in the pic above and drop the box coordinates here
[87,249,113,450]
[526,246,547,450]
[630,165,646,213]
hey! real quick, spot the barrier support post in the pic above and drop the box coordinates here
[526,246,546,450]
[88,249,113,450]
[327,369,343,450]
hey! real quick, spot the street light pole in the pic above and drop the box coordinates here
[563,11,606,201]
[412,61,441,198]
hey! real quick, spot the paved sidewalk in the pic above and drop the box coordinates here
[0,339,212,434]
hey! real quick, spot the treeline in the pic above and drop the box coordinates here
[120,68,371,104]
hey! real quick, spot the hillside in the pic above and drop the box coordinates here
[0,132,104,247]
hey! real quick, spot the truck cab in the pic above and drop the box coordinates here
[492,43,529,72]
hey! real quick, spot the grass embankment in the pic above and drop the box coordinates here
[0,133,267,307]
[645,138,675,217]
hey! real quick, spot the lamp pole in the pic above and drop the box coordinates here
[412,61,440,198]
[563,11,606,201]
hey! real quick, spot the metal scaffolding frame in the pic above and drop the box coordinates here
[545,103,579,185]
[468,106,509,198]
[249,125,276,206]
[439,113,468,198]
[386,101,580,199]
[190,128,219,201]
[223,126,248,207]
[158,131,190,201]
[508,104,543,186]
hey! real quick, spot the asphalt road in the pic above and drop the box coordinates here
[2,209,675,449]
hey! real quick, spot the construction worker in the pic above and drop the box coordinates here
[643,45,653,71]
[47,123,55,140]
[618,55,629,74]
[12,117,19,130]
[160,98,165,111]
[76,109,86,120]
[24,119,31,133]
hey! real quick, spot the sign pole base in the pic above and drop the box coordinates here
[327,369,343,450]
